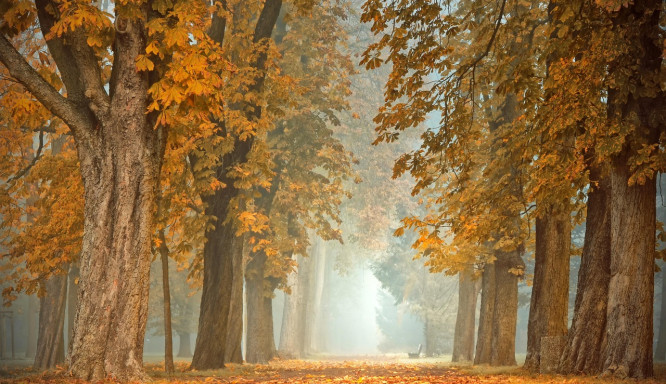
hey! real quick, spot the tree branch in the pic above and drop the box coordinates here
[0,36,91,133]
[68,31,110,121]
[456,0,507,83]
[6,128,45,184]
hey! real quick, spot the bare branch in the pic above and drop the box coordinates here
[456,0,507,83]
[6,128,45,184]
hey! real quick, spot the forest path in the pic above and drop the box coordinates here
[2,358,666,383]
[145,358,666,384]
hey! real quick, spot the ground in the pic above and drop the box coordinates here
[1,356,665,383]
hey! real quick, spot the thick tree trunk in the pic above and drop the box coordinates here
[34,272,68,369]
[475,89,524,367]
[26,295,38,359]
[656,267,666,361]
[225,240,244,364]
[599,2,661,378]
[245,251,276,364]
[603,154,655,378]
[452,268,479,363]
[194,0,282,369]
[68,121,162,381]
[279,255,306,358]
[192,191,237,370]
[490,249,522,366]
[158,230,174,375]
[177,332,192,358]
[558,168,611,374]
[525,0,572,371]
[474,263,495,365]
[0,1,164,380]
[524,209,570,371]
[66,266,79,352]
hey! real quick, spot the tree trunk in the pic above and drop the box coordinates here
[279,255,306,358]
[476,88,523,367]
[474,263,495,365]
[67,118,162,381]
[302,240,320,356]
[558,168,611,374]
[66,266,79,353]
[599,1,661,378]
[225,240,244,364]
[308,240,327,353]
[490,249,522,366]
[193,0,282,369]
[34,271,68,369]
[0,1,165,380]
[603,152,655,378]
[177,332,192,358]
[26,295,38,359]
[158,230,174,375]
[524,0,572,371]
[245,251,276,364]
[524,209,570,371]
[656,267,666,361]
[452,268,479,363]
[192,191,237,370]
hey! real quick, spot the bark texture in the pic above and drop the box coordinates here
[452,268,479,363]
[539,335,566,374]
[34,272,68,369]
[558,168,611,374]
[524,209,570,371]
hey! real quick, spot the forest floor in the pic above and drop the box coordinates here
[1,357,665,383]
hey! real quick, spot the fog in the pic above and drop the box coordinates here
[0,0,665,373]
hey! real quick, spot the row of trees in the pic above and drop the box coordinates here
[362,0,664,379]
[0,0,365,380]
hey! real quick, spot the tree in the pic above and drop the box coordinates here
[452,267,479,363]
[524,0,573,371]
[0,0,230,378]
[554,0,664,378]
[0,86,83,370]
[148,256,201,362]
[191,0,283,369]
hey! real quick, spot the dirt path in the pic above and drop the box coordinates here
[3,358,666,383]
[147,359,666,384]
